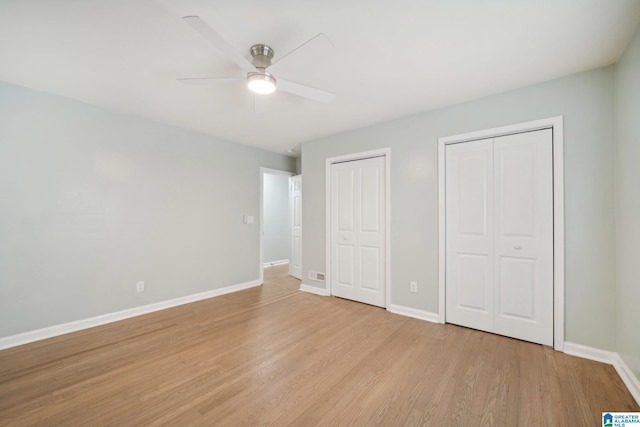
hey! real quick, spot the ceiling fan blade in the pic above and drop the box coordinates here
[177,76,244,85]
[277,79,335,104]
[182,16,256,72]
[269,33,334,75]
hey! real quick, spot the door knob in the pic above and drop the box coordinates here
[514,245,522,250]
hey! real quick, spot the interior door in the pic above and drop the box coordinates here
[445,129,553,346]
[492,130,553,345]
[289,175,302,279]
[331,156,386,307]
[445,139,495,332]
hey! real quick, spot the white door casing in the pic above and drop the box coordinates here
[330,156,386,307]
[289,175,302,279]
[444,129,554,346]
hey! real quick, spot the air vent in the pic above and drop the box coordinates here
[308,271,326,282]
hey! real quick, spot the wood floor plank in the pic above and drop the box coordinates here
[0,264,638,426]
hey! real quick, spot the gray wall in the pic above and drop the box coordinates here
[263,173,290,264]
[615,24,640,378]
[0,81,295,338]
[301,67,616,351]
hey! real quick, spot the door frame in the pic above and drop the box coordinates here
[438,116,564,350]
[325,148,391,306]
[259,167,294,284]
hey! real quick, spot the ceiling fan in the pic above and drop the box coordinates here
[178,16,336,105]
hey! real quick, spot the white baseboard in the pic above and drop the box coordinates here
[387,304,440,323]
[0,279,262,351]
[614,353,640,405]
[299,283,329,296]
[564,342,640,405]
[563,342,616,364]
[263,259,289,267]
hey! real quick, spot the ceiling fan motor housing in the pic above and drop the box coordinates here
[250,44,274,69]
[247,44,277,93]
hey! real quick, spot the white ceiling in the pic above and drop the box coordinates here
[1,0,639,156]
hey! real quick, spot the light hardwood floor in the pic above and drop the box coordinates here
[0,264,637,426]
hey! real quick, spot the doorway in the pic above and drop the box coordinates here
[260,168,294,284]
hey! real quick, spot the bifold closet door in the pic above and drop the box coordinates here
[492,130,553,345]
[445,139,495,332]
[331,156,386,308]
[445,129,553,346]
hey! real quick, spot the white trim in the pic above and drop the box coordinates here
[551,118,565,351]
[299,283,330,296]
[325,148,392,307]
[564,341,617,364]
[0,279,261,351]
[564,342,640,405]
[438,140,447,324]
[438,117,563,144]
[387,304,439,323]
[613,354,640,405]
[263,259,289,267]
[260,167,295,284]
[437,116,565,351]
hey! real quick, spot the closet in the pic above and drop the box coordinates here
[445,129,553,346]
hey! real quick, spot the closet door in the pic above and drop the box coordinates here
[445,139,494,332]
[331,156,386,307]
[445,129,553,346]
[493,130,553,346]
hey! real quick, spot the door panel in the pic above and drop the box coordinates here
[292,236,301,271]
[331,156,386,307]
[446,139,494,332]
[337,171,355,232]
[498,143,536,237]
[360,165,381,232]
[493,130,553,346]
[457,151,490,235]
[360,246,380,291]
[288,175,302,279]
[456,253,490,312]
[497,256,535,319]
[337,244,355,286]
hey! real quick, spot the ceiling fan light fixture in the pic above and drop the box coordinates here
[247,71,276,95]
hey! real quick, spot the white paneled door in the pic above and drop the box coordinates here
[445,138,495,333]
[289,175,302,280]
[445,129,553,346]
[331,157,386,307]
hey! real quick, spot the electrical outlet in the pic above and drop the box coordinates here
[136,281,145,292]
[410,281,417,293]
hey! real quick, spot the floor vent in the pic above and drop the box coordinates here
[309,271,326,282]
